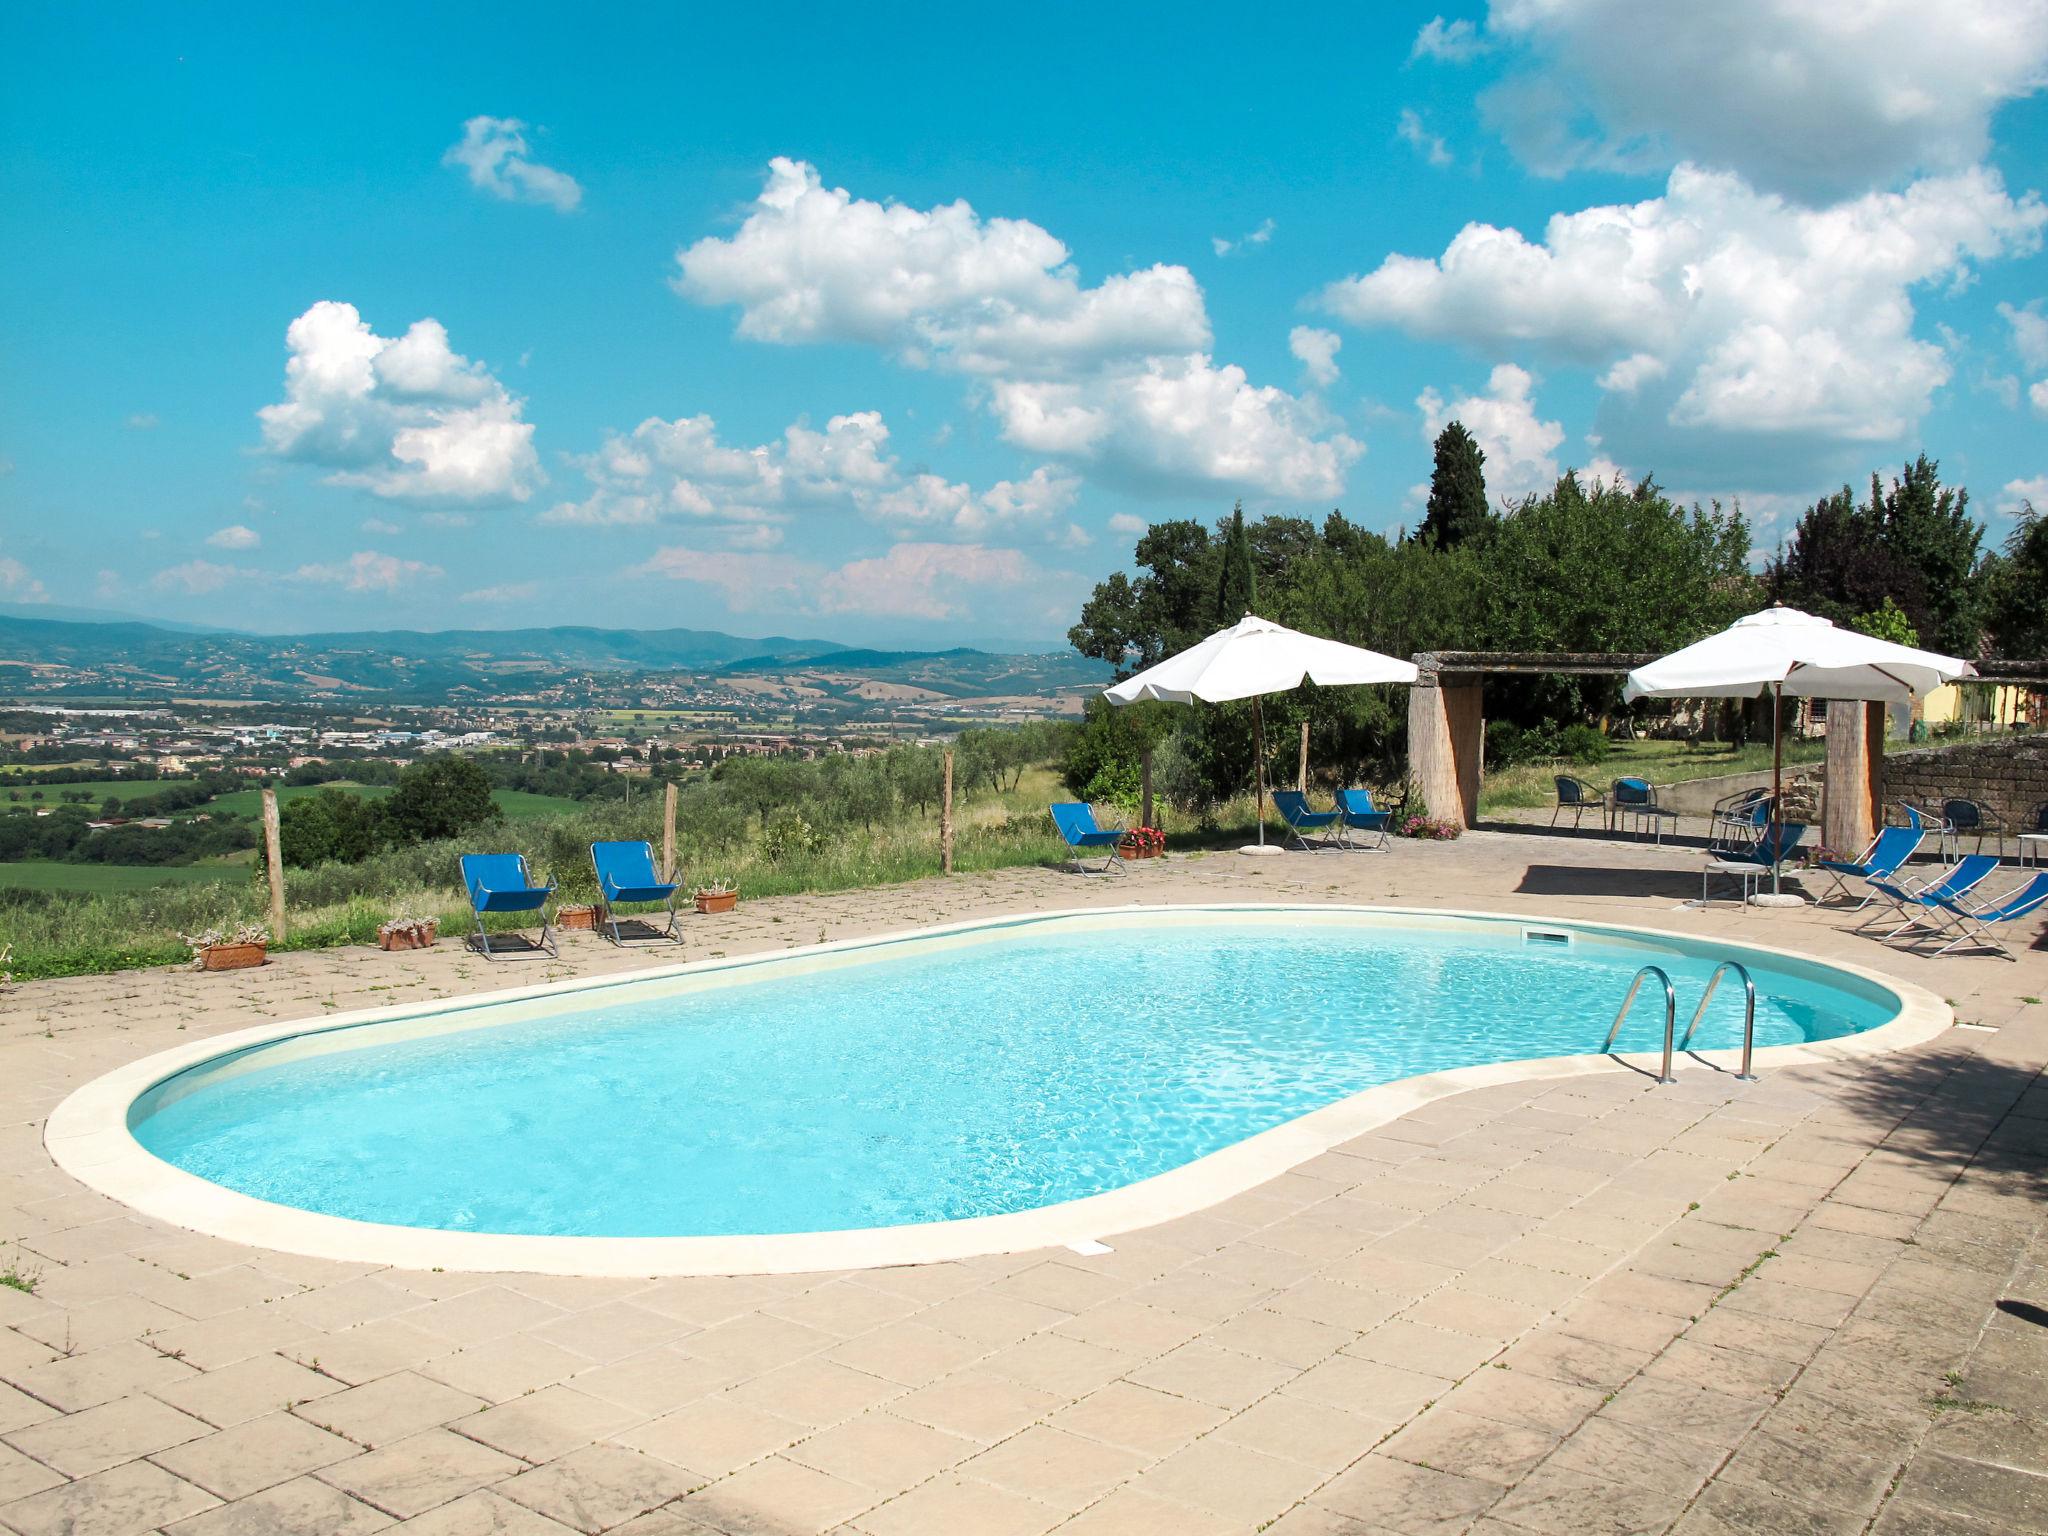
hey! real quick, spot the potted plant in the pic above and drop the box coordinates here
[377,910,439,951]
[694,878,738,915]
[1118,826,1166,859]
[556,902,605,931]
[182,921,271,972]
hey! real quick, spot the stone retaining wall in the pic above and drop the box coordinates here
[1882,734,2048,831]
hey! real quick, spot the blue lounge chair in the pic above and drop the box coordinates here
[590,839,681,946]
[1815,825,1925,909]
[1552,776,1605,830]
[458,852,557,959]
[1273,789,1341,852]
[1856,854,2002,941]
[1050,802,1126,875]
[1701,823,1806,906]
[1916,872,2048,959]
[1336,788,1393,850]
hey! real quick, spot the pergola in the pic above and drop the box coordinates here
[1402,650,2048,853]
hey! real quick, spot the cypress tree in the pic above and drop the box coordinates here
[1215,501,1259,621]
[1419,421,1490,548]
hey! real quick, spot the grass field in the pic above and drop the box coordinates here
[204,782,584,820]
[0,777,200,803]
[1478,736,1834,813]
[0,861,243,893]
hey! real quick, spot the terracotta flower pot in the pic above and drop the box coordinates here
[696,890,738,914]
[557,904,603,932]
[200,942,267,971]
[377,921,438,951]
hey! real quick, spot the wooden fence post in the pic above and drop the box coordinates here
[940,748,955,875]
[1140,749,1154,831]
[663,780,678,882]
[261,786,287,940]
[1298,720,1310,793]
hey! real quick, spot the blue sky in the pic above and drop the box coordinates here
[3,2,2046,649]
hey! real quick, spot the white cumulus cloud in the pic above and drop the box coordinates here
[1396,110,1453,168]
[864,466,1087,546]
[1325,165,2046,451]
[258,302,542,507]
[1412,15,1489,63]
[0,553,46,602]
[206,525,260,551]
[1212,219,1276,258]
[676,157,1206,375]
[1479,0,2048,199]
[675,161,1354,502]
[291,550,442,594]
[1418,364,1566,503]
[443,116,581,212]
[152,560,256,596]
[643,540,1083,624]
[2001,299,2048,372]
[1998,475,2048,515]
[1289,326,1343,388]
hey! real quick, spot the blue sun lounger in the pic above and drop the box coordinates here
[1050,802,1126,874]
[1273,789,1341,851]
[459,852,557,959]
[1915,871,2048,959]
[1815,825,1925,909]
[590,839,682,946]
[1701,823,1806,905]
[1856,854,2001,941]
[1336,788,1393,850]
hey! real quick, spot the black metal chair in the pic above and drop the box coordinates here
[1942,798,2004,860]
[1552,775,1604,830]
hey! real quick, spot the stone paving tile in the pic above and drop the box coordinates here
[160,1474,395,1535]
[150,1408,362,1500]
[320,1427,526,1521]
[2,1389,210,1476]
[8,839,2048,1532]
[0,1456,219,1536]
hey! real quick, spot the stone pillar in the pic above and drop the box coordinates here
[1823,700,1884,854]
[1409,669,1484,829]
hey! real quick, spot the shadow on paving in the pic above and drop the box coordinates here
[1510,861,1747,902]
[1822,1044,2048,1184]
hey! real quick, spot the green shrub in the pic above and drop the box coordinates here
[1556,724,1611,764]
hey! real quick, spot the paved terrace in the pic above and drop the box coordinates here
[2,831,2046,1536]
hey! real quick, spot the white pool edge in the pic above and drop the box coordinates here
[45,902,1954,1278]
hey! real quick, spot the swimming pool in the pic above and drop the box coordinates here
[53,906,1942,1275]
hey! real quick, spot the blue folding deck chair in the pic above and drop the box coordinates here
[1272,789,1341,851]
[1815,825,1925,909]
[1855,854,2001,941]
[1049,802,1126,874]
[590,839,682,946]
[1700,823,1806,906]
[1336,788,1393,850]
[1915,872,2048,959]
[458,852,557,959]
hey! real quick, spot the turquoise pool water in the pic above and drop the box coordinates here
[130,914,1897,1238]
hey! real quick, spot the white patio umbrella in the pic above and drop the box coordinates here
[1104,613,1419,852]
[1622,605,1975,898]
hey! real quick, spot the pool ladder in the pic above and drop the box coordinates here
[1601,961,1758,1085]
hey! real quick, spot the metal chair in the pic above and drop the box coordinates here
[1611,777,1679,844]
[1942,798,2004,860]
[1552,776,1605,830]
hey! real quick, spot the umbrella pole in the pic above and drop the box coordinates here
[1771,681,1783,896]
[1253,695,1267,846]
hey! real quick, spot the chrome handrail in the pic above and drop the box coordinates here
[1678,961,1759,1081]
[1601,964,1677,1084]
